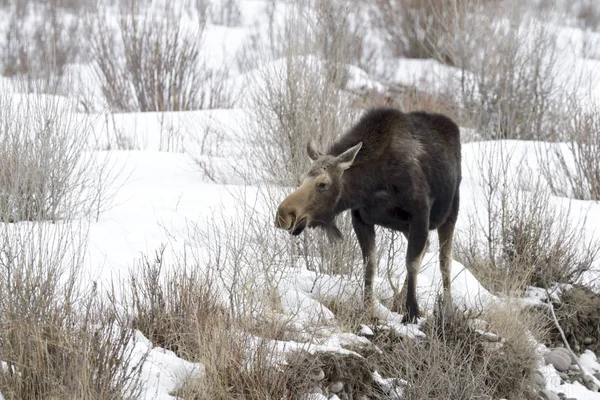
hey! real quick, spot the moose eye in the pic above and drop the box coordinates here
[317,182,327,190]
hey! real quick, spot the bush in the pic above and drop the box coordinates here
[0,223,144,399]
[0,88,103,222]
[371,0,467,64]
[541,100,600,201]
[460,11,561,140]
[2,0,81,88]
[124,241,295,399]
[455,142,599,293]
[372,1,563,140]
[88,0,231,112]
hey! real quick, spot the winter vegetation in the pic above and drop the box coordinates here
[0,0,599,399]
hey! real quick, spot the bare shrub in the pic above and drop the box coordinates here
[245,0,366,186]
[128,245,228,359]
[88,0,231,112]
[372,1,563,140]
[541,100,600,201]
[0,87,106,222]
[455,142,600,293]
[2,0,81,89]
[209,0,241,27]
[455,7,562,140]
[238,0,369,77]
[0,223,144,399]
[570,0,600,31]
[124,239,296,399]
[371,0,470,64]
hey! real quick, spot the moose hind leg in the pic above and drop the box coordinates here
[352,210,377,314]
[438,190,459,316]
[404,214,429,323]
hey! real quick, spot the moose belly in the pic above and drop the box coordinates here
[356,201,450,233]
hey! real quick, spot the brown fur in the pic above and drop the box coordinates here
[275,108,461,322]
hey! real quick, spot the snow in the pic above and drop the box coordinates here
[1,1,600,399]
[131,331,204,400]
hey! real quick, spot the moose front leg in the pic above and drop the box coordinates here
[403,213,429,323]
[352,210,376,314]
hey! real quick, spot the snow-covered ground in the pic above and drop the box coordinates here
[1,0,600,399]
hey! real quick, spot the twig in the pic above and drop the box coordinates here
[544,287,595,389]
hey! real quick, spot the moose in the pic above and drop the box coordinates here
[274,107,461,322]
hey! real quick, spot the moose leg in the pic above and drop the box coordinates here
[404,213,429,323]
[352,210,376,313]
[437,189,460,316]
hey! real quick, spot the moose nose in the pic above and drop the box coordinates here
[275,203,296,230]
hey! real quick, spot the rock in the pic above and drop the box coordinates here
[308,386,323,395]
[556,393,566,399]
[531,370,546,388]
[594,371,600,381]
[540,389,560,400]
[476,330,502,342]
[309,368,325,381]
[566,398,577,400]
[544,349,572,372]
[584,337,594,345]
[328,381,344,393]
[558,372,569,381]
[554,347,578,364]
[583,375,599,392]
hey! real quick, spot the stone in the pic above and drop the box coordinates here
[544,349,572,372]
[553,347,577,364]
[556,393,566,399]
[594,371,600,381]
[308,386,323,395]
[583,374,599,392]
[584,337,594,345]
[558,372,569,381]
[540,389,560,400]
[309,368,325,381]
[328,381,344,393]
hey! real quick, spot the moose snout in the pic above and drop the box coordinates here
[275,202,296,230]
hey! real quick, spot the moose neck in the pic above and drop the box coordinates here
[332,167,366,216]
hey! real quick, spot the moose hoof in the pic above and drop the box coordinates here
[402,310,420,324]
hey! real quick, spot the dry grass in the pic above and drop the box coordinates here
[281,302,543,400]
[0,223,144,399]
[124,242,297,400]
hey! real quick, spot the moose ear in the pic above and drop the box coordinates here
[337,142,362,170]
[307,140,322,161]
